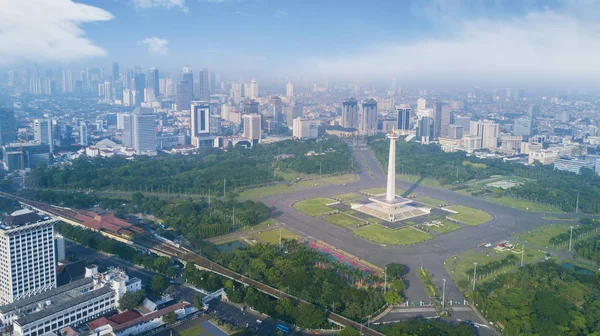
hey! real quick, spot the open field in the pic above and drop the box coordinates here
[238,184,296,199]
[334,193,363,202]
[293,198,336,216]
[253,228,300,244]
[355,225,432,245]
[176,325,206,336]
[446,205,493,226]
[485,196,562,213]
[426,220,461,234]
[415,196,448,207]
[322,213,363,228]
[361,187,387,195]
[321,174,359,185]
[277,171,301,181]
[295,180,325,188]
[514,224,572,249]
[396,174,450,189]
[542,216,579,221]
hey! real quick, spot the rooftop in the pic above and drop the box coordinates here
[0,278,93,313]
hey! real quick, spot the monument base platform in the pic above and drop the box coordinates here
[354,194,431,222]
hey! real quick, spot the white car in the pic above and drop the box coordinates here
[256,319,263,324]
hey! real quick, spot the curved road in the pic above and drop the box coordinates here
[262,141,555,302]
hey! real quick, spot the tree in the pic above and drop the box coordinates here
[391,279,406,292]
[295,303,326,329]
[193,294,203,309]
[338,326,361,336]
[386,263,406,278]
[165,284,177,297]
[151,274,168,294]
[163,311,177,325]
[118,290,145,310]
[384,291,403,305]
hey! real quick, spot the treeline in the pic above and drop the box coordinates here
[26,137,356,194]
[549,218,600,248]
[465,254,519,281]
[474,261,600,336]
[368,135,600,213]
[379,317,476,336]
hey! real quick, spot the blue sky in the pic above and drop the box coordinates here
[2,0,600,85]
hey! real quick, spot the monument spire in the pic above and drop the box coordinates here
[386,128,399,202]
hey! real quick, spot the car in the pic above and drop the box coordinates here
[256,319,263,323]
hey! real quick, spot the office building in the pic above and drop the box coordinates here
[242,100,259,114]
[190,101,210,138]
[199,68,210,100]
[448,124,463,140]
[182,68,194,99]
[463,135,483,152]
[148,67,159,97]
[79,123,88,146]
[397,106,411,131]
[416,117,432,144]
[133,74,146,105]
[132,107,156,155]
[122,89,132,106]
[455,116,471,134]
[514,117,533,137]
[0,109,17,145]
[243,114,262,141]
[529,105,540,119]
[286,82,294,98]
[144,88,156,103]
[342,98,358,129]
[360,98,378,135]
[554,157,595,174]
[431,101,449,139]
[2,143,51,171]
[293,117,311,139]
[112,62,119,84]
[0,211,58,305]
[176,81,191,111]
[470,120,499,150]
[285,104,303,125]
[33,119,53,152]
[417,98,426,110]
[103,81,112,101]
[268,96,283,123]
[230,82,242,104]
[248,79,259,99]
[440,103,452,138]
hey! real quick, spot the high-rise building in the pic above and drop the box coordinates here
[80,123,88,146]
[176,81,191,111]
[243,114,262,141]
[293,117,311,139]
[182,67,194,99]
[470,120,499,150]
[115,82,123,101]
[33,119,53,152]
[417,98,426,110]
[454,116,471,134]
[447,124,464,140]
[397,106,411,130]
[514,117,533,137]
[148,67,159,97]
[61,70,73,93]
[242,100,259,114]
[268,96,283,123]
[230,82,242,104]
[286,82,294,98]
[199,68,210,100]
[190,101,210,139]
[342,98,358,129]
[122,89,132,106]
[0,212,58,305]
[132,107,156,154]
[112,62,119,84]
[144,88,156,103]
[166,80,175,97]
[286,104,303,125]
[0,109,17,145]
[103,81,112,101]
[440,104,452,138]
[360,98,378,135]
[121,113,133,147]
[431,101,445,139]
[249,79,258,99]
[417,116,433,144]
[133,73,146,95]
[529,105,540,119]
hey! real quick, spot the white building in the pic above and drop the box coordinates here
[191,101,210,138]
[286,82,294,98]
[470,120,499,151]
[122,90,132,106]
[243,114,262,141]
[132,107,156,155]
[33,119,53,152]
[144,88,156,103]
[0,211,58,305]
[359,99,378,135]
[104,82,112,101]
[249,79,258,99]
[417,98,426,111]
[79,123,88,147]
[293,117,311,139]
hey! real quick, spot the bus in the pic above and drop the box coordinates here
[276,324,290,334]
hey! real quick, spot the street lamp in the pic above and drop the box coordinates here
[442,278,446,311]
[472,262,478,291]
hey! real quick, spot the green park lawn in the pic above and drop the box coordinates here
[426,220,461,234]
[335,193,363,202]
[514,224,572,249]
[238,184,296,199]
[322,213,363,228]
[293,198,335,216]
[486,196,562,213]
[321,174,359,184]
[176,325,206,336]
[253,228,299,244]
[446,205,493,226]
[415,196,448,207]
[361,187,387,196]
[355,225,432,245]
[295,180,325,188]
[396,174,449,189]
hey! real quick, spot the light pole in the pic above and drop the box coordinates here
[472,262,478,291]
[569,226,574,252]
[384,266,387,293]
[442,278,446,311]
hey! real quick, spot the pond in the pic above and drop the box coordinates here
[561,262,596,275]
[216,240,247,252]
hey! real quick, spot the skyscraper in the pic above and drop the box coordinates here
[80,122,88,146]
[440,103,451,138]
[132,107,156,154]
[249,79,258,99]
[112,62,119,84]
[286,82,294,98]
[529,105,540,119]
[33,119,53,152]
[199,68,210,100]
[190,101,210,139]
[243,114,262,141]
[470,120,499,150]
[397,106,411,131]
[115,82,123,101]
[417,117,433,144]
[360,98,378,135]
[133,73,146,105]
[514,117,533,137]
[0,109,17,145]
[148,67,159,97]
[342,98,358,129]
[182,67,194,99]
[448,124,464,140]
[176,81,191,111]
[121,113,133,147]
[431,101,449,139]
[230,82,242,104]
[104,81,112,101]
[0,213,58,305]
[417,98,426,110]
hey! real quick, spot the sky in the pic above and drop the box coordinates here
[2,0,600,86]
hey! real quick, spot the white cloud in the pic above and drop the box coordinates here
[276,10,288,18]
[138,37,169,56]
[131,0,188,12]
[0,0,113,65]
[309,10,600,83]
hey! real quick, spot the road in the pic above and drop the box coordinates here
[259,140,555,330]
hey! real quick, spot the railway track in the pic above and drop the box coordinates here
[0,191,384,336]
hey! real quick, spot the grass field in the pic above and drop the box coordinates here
[176,325,206,336]
[542,216,578,221]
[514,224,572,249]
[335,193,363,202]
[446,205,493,226]
[238,184,296,199]
[323,213,363,228]
[426,220,461,234]
[361,187,387,195]
[415,196,447,207]
[253,228,300,244]
[295,180,325,188]
[277,171,301,181]
[355,225,432,245]
[321,174,358,185]
[396,174,450,189]
[486,196,561,213]
[293,197,335,216]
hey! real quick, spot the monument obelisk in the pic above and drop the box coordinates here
[386,127,399,202]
